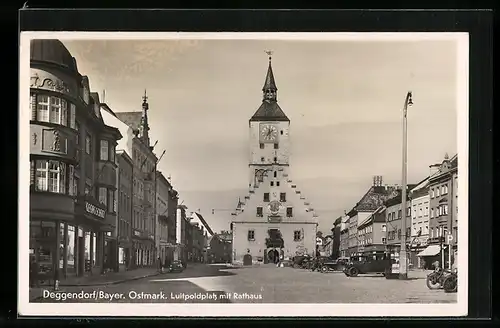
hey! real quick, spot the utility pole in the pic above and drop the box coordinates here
[400,91,413,280]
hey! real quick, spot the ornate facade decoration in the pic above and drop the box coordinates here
[51,130,61,152]
[30,73,71,94]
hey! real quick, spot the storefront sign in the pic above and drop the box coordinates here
[85,202,105,219]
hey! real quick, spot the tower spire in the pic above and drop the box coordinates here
[140,89,150,146]
[262,50,277,102]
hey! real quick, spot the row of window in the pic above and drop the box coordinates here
[256,206,294,217]
[260,156,279,162]
[31,94,76,129]
[118,219,131,238]
[259,143,280,149]
[359,238,373,245]
[387,228,411,241]
[247,230,302,241]
[429,226,448,238]
[132,210,155,235]
[358,225,374,235]
[430,204,449,218]
[412,206,429,218]
[132,149,155,174]
[430,184,449,198]
[263,192,287,202]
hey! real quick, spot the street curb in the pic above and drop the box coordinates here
[29,272,163,302]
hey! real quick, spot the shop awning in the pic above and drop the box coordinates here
[417,245,441,257]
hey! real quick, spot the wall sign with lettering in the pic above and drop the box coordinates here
[85,202,105,219]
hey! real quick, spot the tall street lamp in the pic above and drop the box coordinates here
[400,91,413,280]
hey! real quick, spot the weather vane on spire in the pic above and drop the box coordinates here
[142,89,148,103]
[265,50,273,61]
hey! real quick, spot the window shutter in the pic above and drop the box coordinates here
[30,94,37,120]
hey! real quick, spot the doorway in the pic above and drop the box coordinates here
[243,254,253,266]
[267,249,279,264]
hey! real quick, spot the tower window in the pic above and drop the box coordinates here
[263,193,270,202]
[280,193,286,202]
[280,130,283,135]
[274,171,277,178]
[274,143,279,149]
[274,157,277,162]
[256,207,263,217]
[293,230,301,241]
[276,181,280,187]
[270,181,274,187]
[260,143,264,149]
[287,207,293,217]
[247,230,255,241]
[261,157,265,162]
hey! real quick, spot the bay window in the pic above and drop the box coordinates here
[34,160,66,193]
[36,95,69,126]
[100,140,109,161]
[107,189,114,213]
[68,164,75,196]
[69,104,76,129]
[85,134,91,154]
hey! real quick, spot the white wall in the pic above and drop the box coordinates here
[101,109,134,156]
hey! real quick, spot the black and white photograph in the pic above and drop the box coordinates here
[19,32,468,317]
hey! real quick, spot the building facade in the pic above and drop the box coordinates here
[156,171,178,266]
[116,95,158,268]
[425,154,458,268]
[357,206,387,253]
[338,215,350,258]
[116,150,133,271]
[409,177,430,269]
[384,188,414,267]
[346,177,395,256]
[29,39,122,282]
[230,55,319,265]
[330,217,342,260]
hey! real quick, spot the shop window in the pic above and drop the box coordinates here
[293,230,301,241]
[66,225,75,273]
[92,232,97,267]
[100,140,109,161]
[85,231,92,271]
[36,95,68,126]
[34,160,66,194]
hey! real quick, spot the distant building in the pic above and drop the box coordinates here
[409,176,431,269]
[357,206,387,253]
[208,231,233,263]
[339,215,350,258]
[346,176,396,256]
[116,150,133,271]
[422,153,458,269]
[116,94,158,268]
[330,217,342,259]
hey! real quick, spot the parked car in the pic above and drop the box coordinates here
[343,252,392,277]
[168,260,185,273]
[292,255,311,268]
[320,257,350,273]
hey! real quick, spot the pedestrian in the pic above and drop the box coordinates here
[158,256,163,273]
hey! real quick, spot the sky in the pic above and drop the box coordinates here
[62,37,459,234]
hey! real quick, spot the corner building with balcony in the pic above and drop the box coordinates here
[29,40,122,281]
[230,55,319,265]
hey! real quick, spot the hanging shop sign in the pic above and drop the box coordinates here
[85,202,105,219]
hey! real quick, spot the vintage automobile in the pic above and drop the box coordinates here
[343,252,392,277]
[168,260,185,273]
[320,257,350,273]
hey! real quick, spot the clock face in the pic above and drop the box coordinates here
[260,124,278,143]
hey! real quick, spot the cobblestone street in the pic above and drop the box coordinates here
[30,264,457,303]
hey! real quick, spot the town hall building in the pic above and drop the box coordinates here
[230,54,319,265]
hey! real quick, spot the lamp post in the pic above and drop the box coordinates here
[400,91,413,280]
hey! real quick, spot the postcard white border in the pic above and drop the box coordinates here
[19,32,469,317]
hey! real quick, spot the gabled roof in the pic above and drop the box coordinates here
[194,212,214,236]
[358,205,386,228]
[250,101,290,122]
[353,185,396,212]
[115,111,143,133]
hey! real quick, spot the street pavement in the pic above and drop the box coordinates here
[31,263,457,304]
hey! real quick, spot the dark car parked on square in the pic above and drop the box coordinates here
[168,260,185,273]
[343,252,392,277]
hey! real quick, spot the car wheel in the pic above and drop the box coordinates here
[349,267,359,277]
[321,266,328,273]
[426,274,441,290]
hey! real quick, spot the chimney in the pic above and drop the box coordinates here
[429,164,440,177]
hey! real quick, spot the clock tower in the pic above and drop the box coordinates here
[230,53,319,266]
[248,54,290,188]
